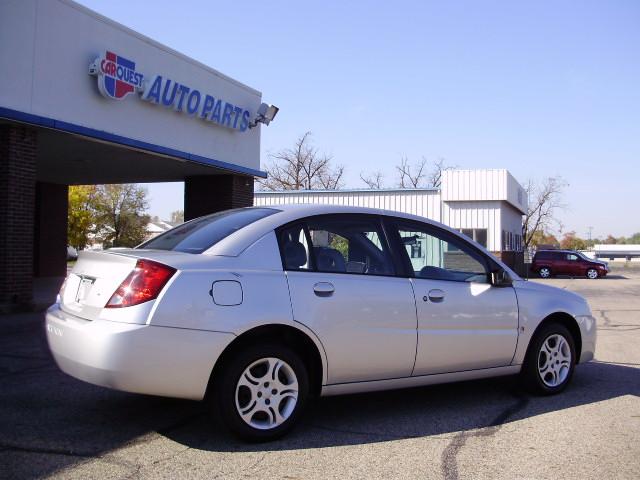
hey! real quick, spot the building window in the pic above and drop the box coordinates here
[459,228,488,248]
[475,229,487,248]
[501,230,523,252]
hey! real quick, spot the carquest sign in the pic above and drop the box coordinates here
[89,51,252,132]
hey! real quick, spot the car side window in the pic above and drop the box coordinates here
[393,221,489,283]
[567,254,578,261]
[306,216,395,276]
[278,215,395,276]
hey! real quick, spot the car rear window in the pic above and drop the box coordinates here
[138,207,278,254]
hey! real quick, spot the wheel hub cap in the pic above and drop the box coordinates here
[235,357,298,430]
[537,334,571,387]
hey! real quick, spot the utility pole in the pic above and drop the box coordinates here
[587,226,594,249]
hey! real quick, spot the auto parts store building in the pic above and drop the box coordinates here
[0,0,270,310]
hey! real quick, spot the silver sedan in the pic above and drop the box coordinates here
[46,205,596,441]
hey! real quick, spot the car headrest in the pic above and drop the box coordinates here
[314,247,346,272]
[283,241,307,269]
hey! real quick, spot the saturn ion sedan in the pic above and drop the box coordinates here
[46,205,596,441]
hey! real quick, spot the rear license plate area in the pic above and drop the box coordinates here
[75,276,95,304]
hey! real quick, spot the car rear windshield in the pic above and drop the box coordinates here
[138,207,278,254]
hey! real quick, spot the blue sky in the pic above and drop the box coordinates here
[77,0,639,238]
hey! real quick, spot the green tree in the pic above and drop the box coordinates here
[67,185,97,250]
[93,184,150,248]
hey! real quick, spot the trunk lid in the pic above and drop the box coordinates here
[60,250,139,320]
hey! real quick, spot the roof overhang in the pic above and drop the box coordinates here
[1,107,266,184]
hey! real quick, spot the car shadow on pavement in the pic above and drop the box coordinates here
[1,313,639,479]
[162,360,640,453]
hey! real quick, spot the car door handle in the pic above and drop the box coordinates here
[426,289,445,302]
[313,282,335,297]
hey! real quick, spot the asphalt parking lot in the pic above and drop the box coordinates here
[1,268,639,479]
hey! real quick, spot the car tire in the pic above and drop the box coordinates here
[212,344,309,442]
[521,322,576,395]
[538,267,552,278]
[586,268,599,279]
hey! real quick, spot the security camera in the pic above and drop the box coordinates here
[248,103,279,129]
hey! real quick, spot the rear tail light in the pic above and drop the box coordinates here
[106,259,176,308]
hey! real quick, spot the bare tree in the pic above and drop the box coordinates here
[317,164,345,190]
[394,157,453,188]
[522,176,568,249]
[360,171,385,189]
[359,157,453,189]
[427,158,451,189]
[257,132,344,191]
[396,156,428,188]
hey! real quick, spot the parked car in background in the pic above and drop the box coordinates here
[46,206,596,441]
[532,249,609,279]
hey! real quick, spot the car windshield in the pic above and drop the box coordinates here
[576,251,593,261]
[138,207,278,254]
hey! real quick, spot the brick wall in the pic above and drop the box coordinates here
[184,174,254,221]
[0,125,37,306]
[34,182,68,277]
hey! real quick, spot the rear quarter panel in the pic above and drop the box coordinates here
[149,232,295,334]
[149,269,294,334]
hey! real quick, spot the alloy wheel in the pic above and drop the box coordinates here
[539,268,551,278]
[235,357,299,430]
[587,268,598,279]
[537,333,572,388]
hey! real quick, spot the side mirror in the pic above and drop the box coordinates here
[491,269,512,287]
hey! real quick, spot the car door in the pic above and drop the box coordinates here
[385,218,519,376]
[565,253,581,275]
[278,214,418,385]
[553,252,569,274]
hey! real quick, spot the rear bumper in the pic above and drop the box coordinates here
[46,304,235,400]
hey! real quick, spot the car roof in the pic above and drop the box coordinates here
[536,249,578,254]
[209,204,459,256]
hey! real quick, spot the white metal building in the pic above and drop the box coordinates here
[255,169,527,254]
[591,244,640,262]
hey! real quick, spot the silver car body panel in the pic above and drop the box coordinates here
[286,271,417,384]
[510,279,596,364]
[46,305,233,400]
[411,278,519,376]
[322,365,522,397]
[46,204,596,401]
